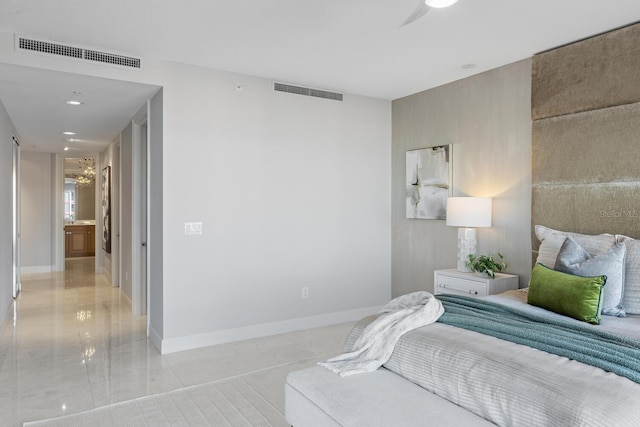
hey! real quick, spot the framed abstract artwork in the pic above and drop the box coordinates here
[101,165,111,253]
[405,145,452,220]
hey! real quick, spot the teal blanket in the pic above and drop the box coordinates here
[436,294,640,384]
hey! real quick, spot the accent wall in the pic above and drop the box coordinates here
[392,59,533,295]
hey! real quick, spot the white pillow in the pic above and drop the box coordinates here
[534,225,616,267]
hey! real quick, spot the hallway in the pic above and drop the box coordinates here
[0,258,165,424]
[0,258,351,426]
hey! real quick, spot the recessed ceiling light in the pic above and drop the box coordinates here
[425,0,458,8]
[64,147,70,151]
[462,64,476,69]
[63,131,76,135]
[65,100,84,106]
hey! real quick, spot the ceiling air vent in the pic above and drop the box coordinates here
[274,83,343,101]
[16,36,141,69]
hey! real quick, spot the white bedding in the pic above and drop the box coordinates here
[344,292,640,427]
[319,291,443,376]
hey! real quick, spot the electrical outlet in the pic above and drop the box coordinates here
[301,286,309,299]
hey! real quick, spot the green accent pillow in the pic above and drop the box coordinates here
[528,263,606,325]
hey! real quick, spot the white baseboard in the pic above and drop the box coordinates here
[159,305,383,354]
[21,265,54,276]
[120,290,132,306]
[103,267,113,286]
[149,324,162,353]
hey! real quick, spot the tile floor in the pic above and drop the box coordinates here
[0,258,354,426]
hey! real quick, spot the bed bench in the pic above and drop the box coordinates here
[285,365,492,427]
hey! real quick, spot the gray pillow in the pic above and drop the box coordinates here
[615,235,640,315]
[534,225,616,267]
[554,237,626,317]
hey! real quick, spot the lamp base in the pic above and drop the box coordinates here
[457,227,477,272]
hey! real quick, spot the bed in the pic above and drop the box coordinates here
[286,227,640,426]
[286,247,640,425]
[286,23,640,427]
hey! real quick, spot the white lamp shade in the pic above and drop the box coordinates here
[425,0,459,8]
[446,197,492,228]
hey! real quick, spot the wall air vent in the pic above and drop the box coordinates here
[16,36,141,69]
[19,38,83,59]
[84,49,140,68]
[274,83,343,101]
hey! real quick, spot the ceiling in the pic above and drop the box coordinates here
[0,63,159,153]
[0,0,639,153]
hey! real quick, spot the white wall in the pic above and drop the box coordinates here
[76,181,95,220]
[160,67,391,351]
[392,59,532,296]
[20,151,54,273]
[0,99,16,322]
[0,32,392,353]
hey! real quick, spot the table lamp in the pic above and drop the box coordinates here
[446,197,492,272]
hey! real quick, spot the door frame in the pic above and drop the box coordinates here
[54,152,100,273]
[12,136,21,298]
[131,103,150,318]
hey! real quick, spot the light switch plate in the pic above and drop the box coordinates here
[184,222,203,235]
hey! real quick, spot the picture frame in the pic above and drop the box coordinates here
[405,145,452,220]
[101,165,111,253]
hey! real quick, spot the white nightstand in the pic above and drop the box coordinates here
[434,269,519,297]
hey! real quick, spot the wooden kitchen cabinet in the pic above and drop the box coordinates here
[65,225,96,257]
[87,226,95,255]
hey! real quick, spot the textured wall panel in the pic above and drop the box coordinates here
[532,23,640,120]
[532,183,640,252]
[532,102,640,185]
[393,60,533,291]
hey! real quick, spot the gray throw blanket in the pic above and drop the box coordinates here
[437,294,640,384]
[319,291,443,377]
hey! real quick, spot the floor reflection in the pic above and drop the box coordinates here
[0,258,155,426]
[1,258,354,426]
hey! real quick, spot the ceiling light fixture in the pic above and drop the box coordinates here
[65,100,84,106]
[71,158,97,188]
[63,131,76,135]
[425,0,458,8]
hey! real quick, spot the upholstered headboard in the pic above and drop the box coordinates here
[531,23,640,259]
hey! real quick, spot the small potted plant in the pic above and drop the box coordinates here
[466,253,507,279]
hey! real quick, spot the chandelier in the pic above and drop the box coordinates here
[76,175,92,187]
[75,158,96,188]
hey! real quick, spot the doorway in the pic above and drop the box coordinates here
[4,63,162,352]
[63,157,97,259]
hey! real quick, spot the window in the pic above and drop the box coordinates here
[64,181,76,221]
